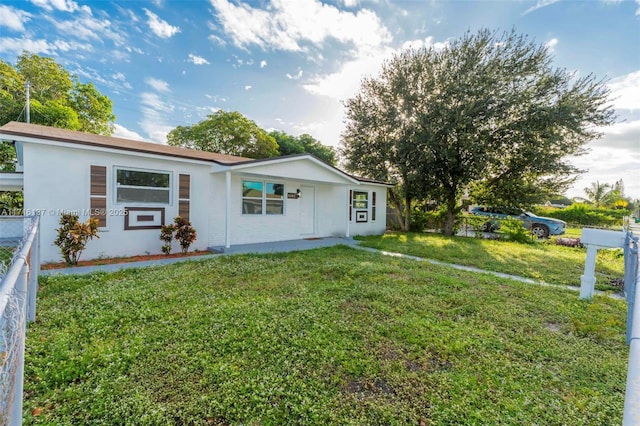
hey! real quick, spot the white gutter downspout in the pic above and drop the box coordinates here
[623,234,640,425]
[225,170,231,249]
[345,186,351,238]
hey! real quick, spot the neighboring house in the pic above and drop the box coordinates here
[0,122,390,263]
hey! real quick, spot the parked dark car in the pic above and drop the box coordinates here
[469,206,566,238]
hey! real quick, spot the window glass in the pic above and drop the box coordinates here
[243,181,263,197]
[243,181,284,215]
[266,200,284,215]
[117,170,169,188]
[242,199,263,214]
[353,191,368,209]
[116,168,170,204]
[266,183,284,199]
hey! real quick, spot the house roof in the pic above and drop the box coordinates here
[0,121,392,186]
[0,121,251,165]
[221,153,393,186]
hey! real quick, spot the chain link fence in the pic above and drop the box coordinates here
[0,216,40,426]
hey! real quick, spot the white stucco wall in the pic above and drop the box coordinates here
[207,176,388,248]
[209,175,352,247]
[23,143,212,263]
[348,184,388,236]
[22,139,389,261]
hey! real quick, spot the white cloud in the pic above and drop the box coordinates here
[522,0,561,15]
[286,68,303,80]
[260,60,267,68]
[245,85,252,90]
[567,120,640,199]
[342,0,359,6]
[112,72,127,81]
[0,5,31,32]
[144,9,180,39]
[209,0,391,55]
[208,34,227,46]
[145,77,171,92]
[595,120,640,152]
[112,124,145,141]
[0,37,92,55]
[303,52,387,100]
[637,0,640,15]
[401,36,448,51]
[49,15,125,44]
[139,92,175,143]
[188,53,210,65]
[545,37,559,52]
[608,70,640,110]
[30,0,91,13]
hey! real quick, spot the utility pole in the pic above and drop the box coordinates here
[25,81,30,123]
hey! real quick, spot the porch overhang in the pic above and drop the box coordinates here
[211,154,360,186]
[0,172,23,191]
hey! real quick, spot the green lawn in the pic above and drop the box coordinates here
[357,232,624,291]
[25,246,627,425]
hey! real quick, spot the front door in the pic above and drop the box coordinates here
[300,185,315,235]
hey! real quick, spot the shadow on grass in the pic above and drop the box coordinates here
[356,231,624,289]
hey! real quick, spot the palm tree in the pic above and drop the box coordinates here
[584,181,613,208]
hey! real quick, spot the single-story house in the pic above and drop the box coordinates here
[0,122,391,263]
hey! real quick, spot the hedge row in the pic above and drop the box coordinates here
[532,204,628,227]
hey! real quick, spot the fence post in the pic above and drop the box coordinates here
[580,244,598,299]
[9,262,29,426]
[27,219,39,323]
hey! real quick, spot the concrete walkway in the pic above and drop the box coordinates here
[39,236,623,300]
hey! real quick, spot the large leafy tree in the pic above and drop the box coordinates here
[0,52,115,135]
[341,29,615,235]
[167,110,279,159]
[0,52,115,210]
[269,130,337,166]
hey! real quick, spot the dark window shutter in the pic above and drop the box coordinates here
[349,189,352,221]
[372,191,377,221]
[179,174,190,221]
[90,165,107,227]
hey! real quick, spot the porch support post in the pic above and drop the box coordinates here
[345,186,350,238]
[225,171,231,249]
[580,244,598,299]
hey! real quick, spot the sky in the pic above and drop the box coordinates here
[0,0,639,200]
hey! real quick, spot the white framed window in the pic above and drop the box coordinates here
[353,191,368,209]
[242,180,284,215]
[115,167,171,204]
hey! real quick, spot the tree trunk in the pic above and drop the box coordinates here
[443,195,458,236]
[388,189,410,231]
[404,193,412,232]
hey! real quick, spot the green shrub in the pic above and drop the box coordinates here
[533,204,623,227]
[159,217,197,254]
[463,215,489,238]
[499,218,532,243]
[173,217,197,253]
[54,213,99,265]
[160,224,176,255]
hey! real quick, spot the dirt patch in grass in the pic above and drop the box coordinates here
[41,250,212,270]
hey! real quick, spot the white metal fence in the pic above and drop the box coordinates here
[623,223,640,426]
[0,216,40,426]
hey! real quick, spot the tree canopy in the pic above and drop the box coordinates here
[0,52,115,135]
[269,130,337,166]
[167,110,279,159]
[341,29,615,234]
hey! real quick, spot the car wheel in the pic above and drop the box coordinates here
[531,224,549,239]
[481,222,490,231]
